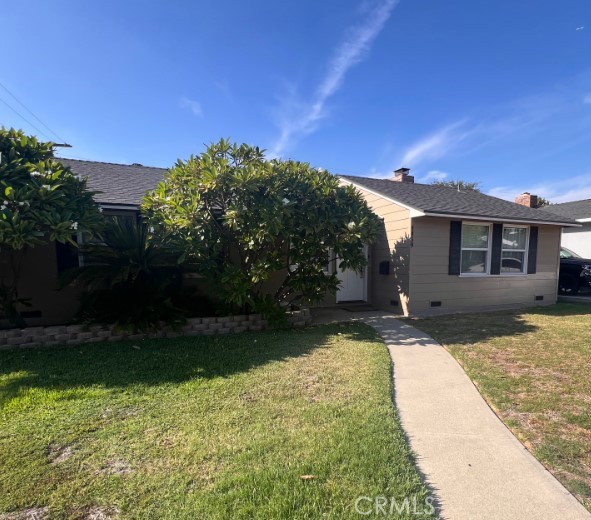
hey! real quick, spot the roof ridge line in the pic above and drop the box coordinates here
[552,198,591,205]
[59,157,167,171]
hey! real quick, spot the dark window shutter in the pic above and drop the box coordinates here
[490,223,503,275]
[527,226,538,274]
[449,221,462,275]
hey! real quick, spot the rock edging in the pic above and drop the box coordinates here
[0,309,312,350]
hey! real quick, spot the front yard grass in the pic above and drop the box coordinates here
[0,323,433,519]
[411,303,591,511]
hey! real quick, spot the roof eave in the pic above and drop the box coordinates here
[98,202,140,211]
[421,211,581,227]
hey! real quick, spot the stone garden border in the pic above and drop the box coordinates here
[0,309,311,350]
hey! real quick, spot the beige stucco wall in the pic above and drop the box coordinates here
[408,216,561,316]
[0,242,81,327]
[348,185,412,314]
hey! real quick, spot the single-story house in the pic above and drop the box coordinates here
[2,160,578,326]
[336,171,578,315]
[541,199,591,258]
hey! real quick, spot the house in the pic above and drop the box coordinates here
[3,161,578,326]
[336,170,577,315]
[541,199,591,258]
[0,159,166,327]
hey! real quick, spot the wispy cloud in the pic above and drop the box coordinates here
[271,0,399,157]
[488,172,591,203]
[418,170,449,183]
[576,26,585,31]
[180,96,203,117]
[400,120,470,166]
[396,91,568,169]
[584,93,591,104]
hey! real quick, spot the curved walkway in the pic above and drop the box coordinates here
[354,312,590,520]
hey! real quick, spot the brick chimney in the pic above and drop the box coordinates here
[392,168,414,183]
[515,192,538,208]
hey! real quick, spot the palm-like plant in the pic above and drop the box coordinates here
[63,216,192,331]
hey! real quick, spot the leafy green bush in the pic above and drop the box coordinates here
[143,139,381,318]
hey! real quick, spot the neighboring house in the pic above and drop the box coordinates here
[541,199,591,258]
[3,161,577,326]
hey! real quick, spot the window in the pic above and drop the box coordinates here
[461,223,491,274]
[322,249,331,273]
[451,221,537,277]
[560,247,580,259]
[55,236,80,273]
[501,226,528,273]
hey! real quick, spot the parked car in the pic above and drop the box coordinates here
[559,247,591,294]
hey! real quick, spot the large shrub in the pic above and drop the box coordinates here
[143,139,381,314]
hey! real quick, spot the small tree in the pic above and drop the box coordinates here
[143,139,381,314]
[432,179,481,192]
[0,128,102,326]
[535,196,552,208]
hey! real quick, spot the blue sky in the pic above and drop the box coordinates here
[1,0,590,202]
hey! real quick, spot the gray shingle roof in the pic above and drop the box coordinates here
[59,158,166,206]
[540,199,591,221]
[56,159,578,226]
[339,175,577,226]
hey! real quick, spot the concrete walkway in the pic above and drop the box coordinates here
[353,312,590,520]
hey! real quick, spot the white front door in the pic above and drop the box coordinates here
[336,246,368,302]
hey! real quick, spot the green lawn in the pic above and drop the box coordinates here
[411,303,591,512]
[0,323,434,519]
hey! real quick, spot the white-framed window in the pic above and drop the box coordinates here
[501,225,529,274]
[460,223,492,274]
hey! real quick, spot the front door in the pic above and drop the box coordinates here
[336,246,368,302]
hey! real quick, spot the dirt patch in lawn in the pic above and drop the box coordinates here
[70,506,119,520]
[0,508,47,520]
[96,459,132,476]
[47,443,74,464]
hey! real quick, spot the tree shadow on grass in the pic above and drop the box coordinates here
[408,309,538,346]
[409,302,591,346]
[0,323,375,408]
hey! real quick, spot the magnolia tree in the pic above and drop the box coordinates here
[143,139,380,314]
[0,128,102,326]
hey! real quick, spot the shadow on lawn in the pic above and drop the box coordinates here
[409,302,591,346]
[0,323,374,407]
